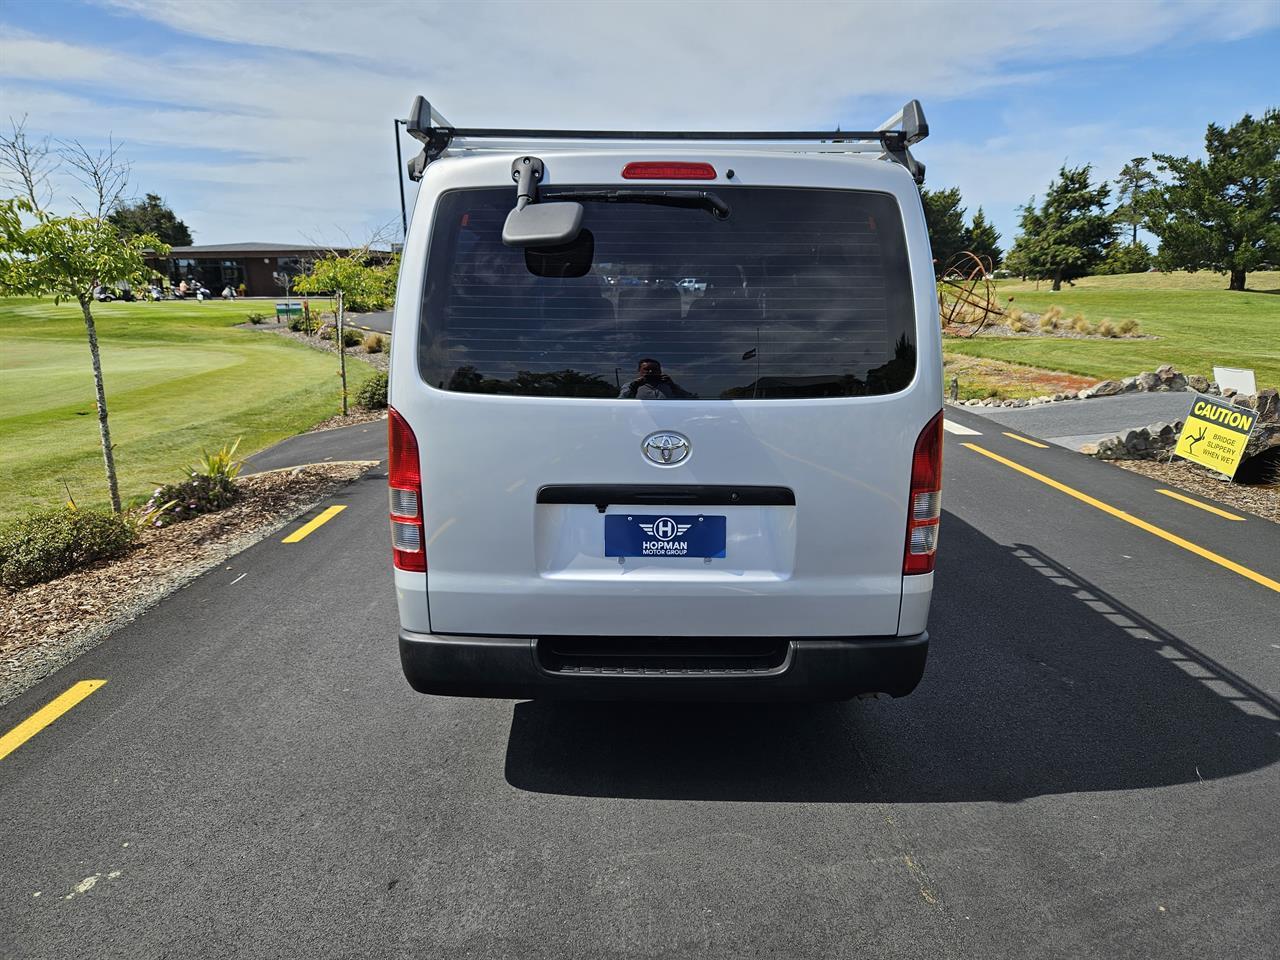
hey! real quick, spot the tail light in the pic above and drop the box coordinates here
[621,161,717,180]
[388,407,425,572]
[904,411,943,575]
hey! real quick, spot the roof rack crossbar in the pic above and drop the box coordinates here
[402,97,927,184]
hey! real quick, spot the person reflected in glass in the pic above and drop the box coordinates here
[619,358,696,399]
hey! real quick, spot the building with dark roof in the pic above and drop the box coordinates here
[144,243,356,296]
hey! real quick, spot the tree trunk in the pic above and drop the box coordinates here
[337,290,348,416]
[1051,267,1063,292]
[1229,268,1246,291]
[1131,222,1137,245]
[79,295,122,512]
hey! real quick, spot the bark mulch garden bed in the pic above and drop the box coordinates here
[1111,459,1279,524]
[0,461,377,706]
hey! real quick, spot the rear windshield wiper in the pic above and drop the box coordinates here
[544,189,731,220]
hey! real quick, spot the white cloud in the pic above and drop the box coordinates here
[2,0,1275,242]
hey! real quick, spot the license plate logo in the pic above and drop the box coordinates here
[604,514,726,558]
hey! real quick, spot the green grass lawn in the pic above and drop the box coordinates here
[0,297,375,521]
[944,270,1280,388]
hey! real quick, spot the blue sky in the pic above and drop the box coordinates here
[1,0,1275,247]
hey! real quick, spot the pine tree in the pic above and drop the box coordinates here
[1113,158,1156,245]
[920,187,968,276]
[964,207,1003,268]
[1143,110,1279,291]
[1004,165,1114,290]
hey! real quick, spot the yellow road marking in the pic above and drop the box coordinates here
[0,680,106,761]
[1156,488,1245,521]
[962,443,1280,595]
[282,505,346,543]
[1003,432,1049,448]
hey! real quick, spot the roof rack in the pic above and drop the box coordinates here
[402,97,928,185]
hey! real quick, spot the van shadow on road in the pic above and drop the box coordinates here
[503,513,1280,802]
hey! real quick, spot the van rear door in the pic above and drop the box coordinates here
[398,159,937,639]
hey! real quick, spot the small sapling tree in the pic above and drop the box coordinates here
[0,120,166,511]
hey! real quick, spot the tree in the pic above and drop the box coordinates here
[965,207,1003,268]
[1143,110,1279,291]
[1004,165,1115,290]
[1096,240,1153,275]
[1113,157,1156,245]
[920,187,969,275]
[294,253,390,416]
[109,193,193,246]
[0,122,165,512]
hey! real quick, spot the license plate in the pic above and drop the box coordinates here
[604,514,726,558]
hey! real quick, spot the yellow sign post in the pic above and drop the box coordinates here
[1173,394,1258,479]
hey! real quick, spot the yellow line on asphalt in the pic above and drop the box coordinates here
[1003,432,1049,448]
[1156,488,1245,521]
[962,443,1280,595]
[0,680,106,761]
[282,505,346,543]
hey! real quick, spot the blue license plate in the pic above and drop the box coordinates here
[604,514,726,558]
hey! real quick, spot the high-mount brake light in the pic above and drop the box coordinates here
[621,161,717,180]
[904,411,943,575]
[388,407,426,572]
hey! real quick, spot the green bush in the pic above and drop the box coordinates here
[0,508,137,591]
[355,370,389,409]
[246,312,269,324]
[143,440,244,528]
[341,327,363,348]
[287,315,307,333]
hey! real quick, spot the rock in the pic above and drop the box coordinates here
[1187,374,1210,393]
[1254,388,1278,422]
[1121,376,1138,391]
[1088,380,1125,398]
[1207,381,1222,396]
[1155,364,1175,377]
[1136,371,1159,391]
[1077,388,1092,400]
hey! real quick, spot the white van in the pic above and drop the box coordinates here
[388,98,941,700]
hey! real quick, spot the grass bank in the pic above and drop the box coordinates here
[0,297,375,521]
[944,270,1280,388]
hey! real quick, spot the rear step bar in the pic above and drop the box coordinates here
[537,484,794,513]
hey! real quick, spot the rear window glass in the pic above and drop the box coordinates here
[419,186,916,399]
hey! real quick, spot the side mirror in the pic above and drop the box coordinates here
[502,201,584,248]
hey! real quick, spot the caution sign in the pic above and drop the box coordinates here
[1174,394,1257,479]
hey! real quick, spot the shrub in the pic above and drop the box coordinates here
[1006,307,1024,324]
[0,508,137,591]
[143,440,244,528]
[288,315,307,333]
[363,333,386,353]
[1073,316,1092,334]
[356,370,389,410]
[318,324,335,341]
[1096,319,1118,338]
[1038,313,1055,331]
[341,328,363,348]
[246,311,269,324]
[1043,305,1064,324]
[1117,318,1140,335]
[1009,318,1027,333]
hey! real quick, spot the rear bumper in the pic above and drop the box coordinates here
[399,630,929,701]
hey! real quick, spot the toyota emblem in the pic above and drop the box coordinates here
[642,431,690,467]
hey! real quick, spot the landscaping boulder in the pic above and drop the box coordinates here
[1187,374,1211,393]
[1084,379,1125,398]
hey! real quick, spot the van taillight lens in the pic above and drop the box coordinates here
[621,161,716,180]
[388,406,425,572]
[904,411,943,575]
